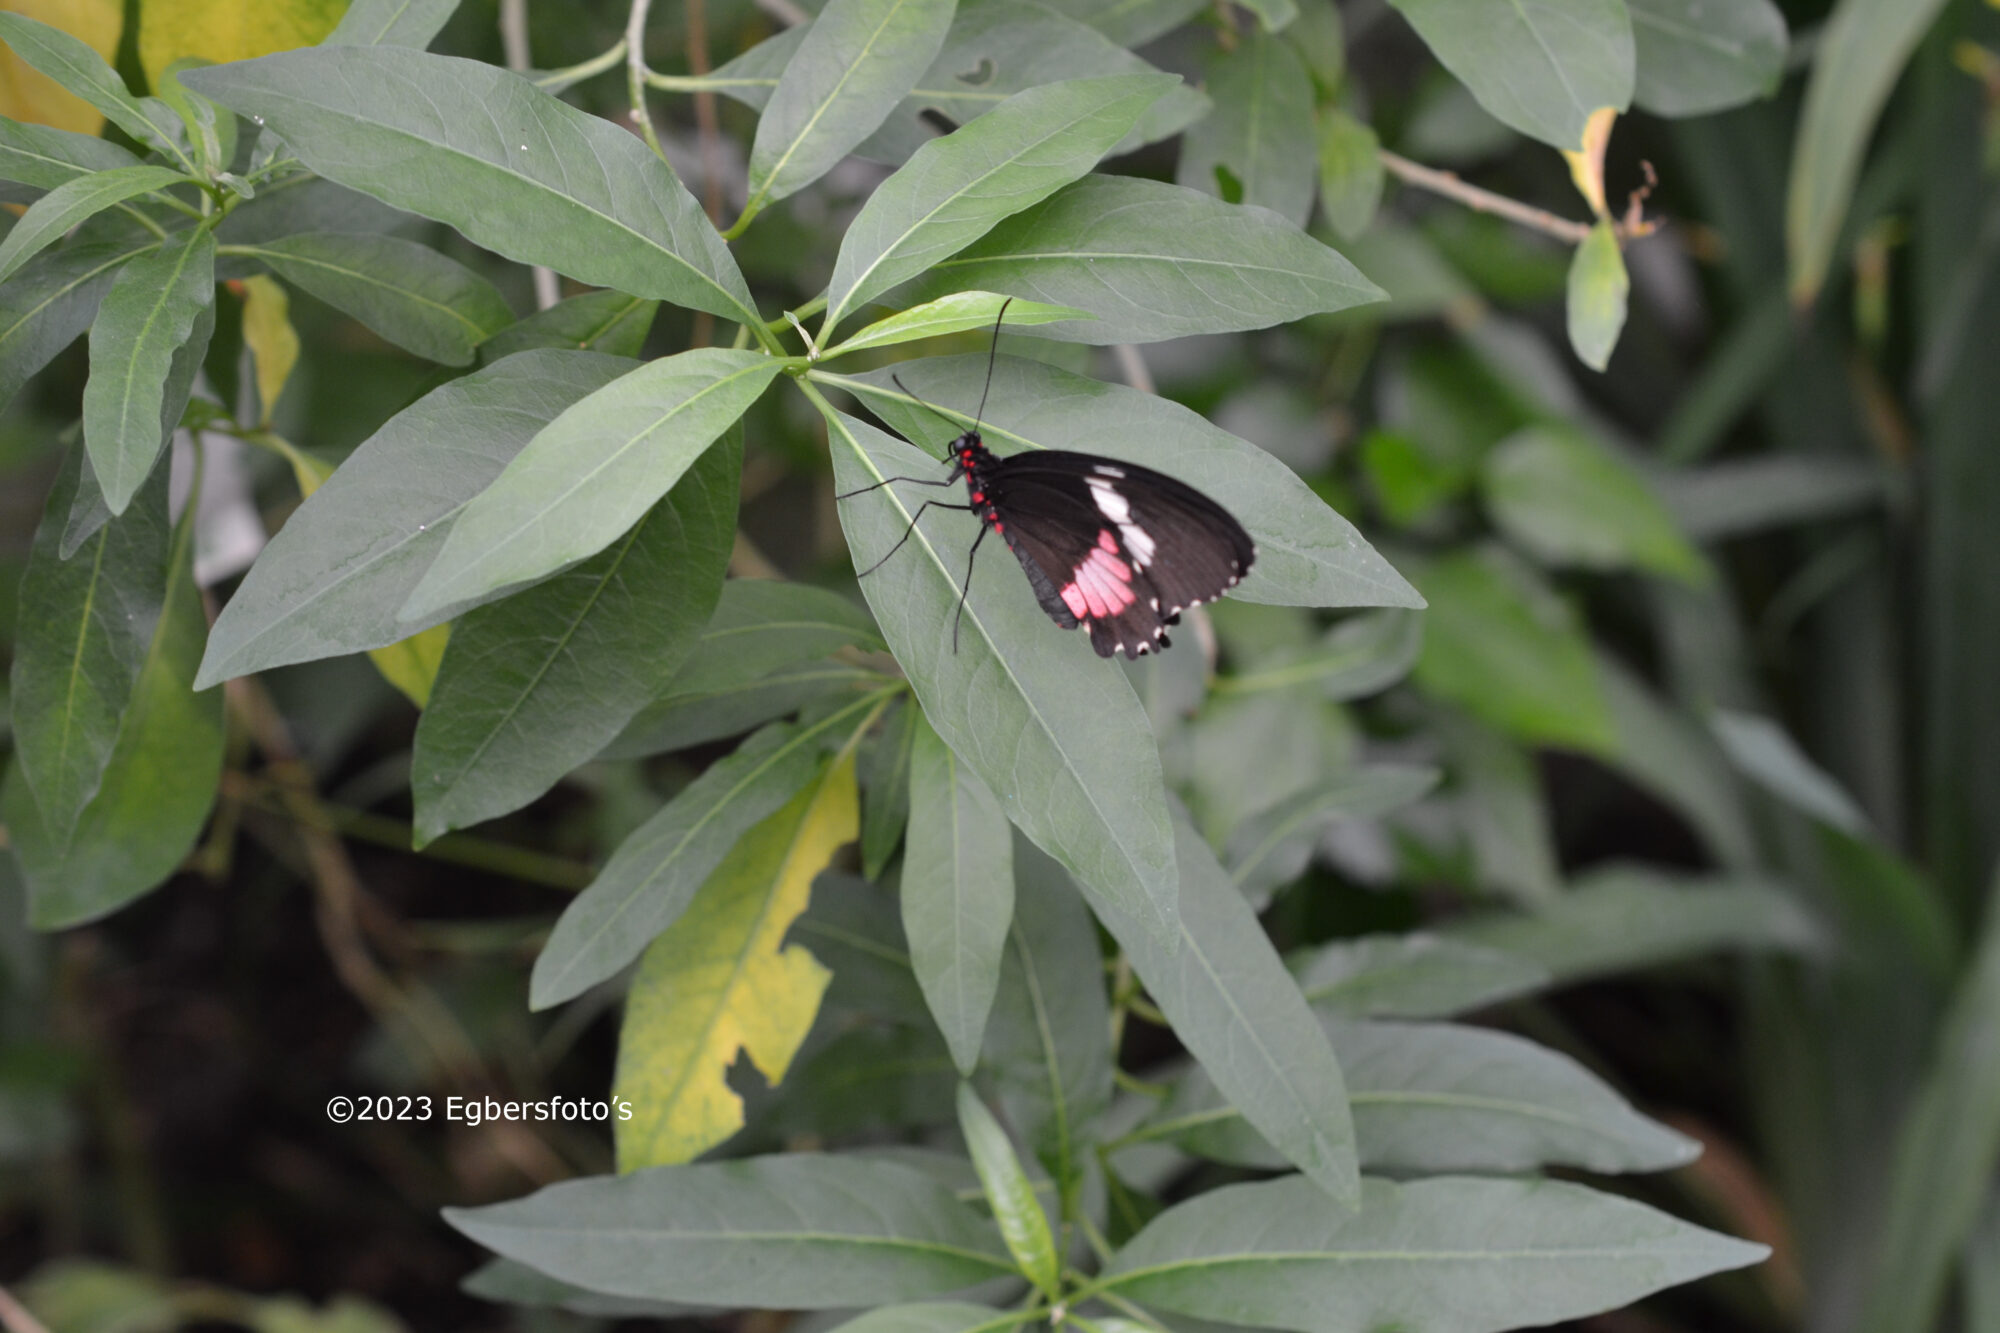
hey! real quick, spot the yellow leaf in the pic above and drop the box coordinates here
[613,753,857,1170]
[1562,106,1617,219]
[238,275,299,427]
[0,0,121,134]
[138,0,347,89]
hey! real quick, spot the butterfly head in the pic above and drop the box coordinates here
[947,430,990,481]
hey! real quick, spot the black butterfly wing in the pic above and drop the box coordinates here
[985,450,1256,659]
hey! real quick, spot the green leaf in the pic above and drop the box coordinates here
[1176,31,1314,228]
[1289,932,1551,1019]
[402,350,780,621]
[533,692,891,1008]
[0,226,150,414]
[861,697,919,878]
[822,408,1179,937]
[1039,0,1206,47]
[1711,709,1870,835]
[8,447,168,850]
[738,0,958,229]
[1287,0,1346,91]
[445,1155,1014,1306]
[826,72,1172,335]
[1214,608,1422,700]
[1657,454,1888,540]
[1315,106,1382,239]
[826,356,1418,610]
[613,753,855,1168]
[1853,867,2000,1333]
[1091,813,1361,1205]
[0,165,184,284]
[1099,1174,1767,1326]
[823,1305,1027,1333]
[1565,220,1628,371]
[1224,763,1439,906]
[603,662,889,759]
[1446,864,1825,985]
[5,458,222,928]
[81,228,215,513]
[183,47,758,324]
[1784,0,1944,304]
[198,350,634,685]
[956,1084,1060,1297]
[0,114,140,189]
[904,713,1014,1073]
[1385,0,1633,150]
[480,289,658,362]
[325,0,460,47]
[1483,424,1706,582]
[1236,0,1299,32]
[905,174,1382,342]
[411,430,739,845]
[0,13,185,160]
[1439,708,1562,906]
[1153,1017,1699,1175]
[668,579,886,696]
[230,232,513,366]
[1409,546,1614,754]
[826,294,1096,358]
[1627,0,1786,116]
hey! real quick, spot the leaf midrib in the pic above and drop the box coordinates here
[232,239,498,340]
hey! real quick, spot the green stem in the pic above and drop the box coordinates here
[645,70,780,93]
[625,0,669,162]
[535,37,629,89]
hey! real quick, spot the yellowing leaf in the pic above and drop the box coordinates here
[138,0,347,88]
[1562,106,1617,218]
[238,275,299,426]
[613,752,857,1170]
[0,0,121,134]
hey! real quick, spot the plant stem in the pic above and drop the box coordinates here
[533,37,629,89]
[626,0,669,162]
[501,0,561,310]
[1378,149,1594,245]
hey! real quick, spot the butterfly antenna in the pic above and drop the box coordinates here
[891,372,966,436]
[974,297,1012,434]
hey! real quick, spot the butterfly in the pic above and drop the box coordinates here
[838,300,1256,660]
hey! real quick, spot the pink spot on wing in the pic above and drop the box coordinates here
[1060,583,1088,617]
[1097,530,1117,552]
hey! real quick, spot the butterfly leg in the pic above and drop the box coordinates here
[951,522,992,652]
[834,474,957,500]
[856,501,974,577]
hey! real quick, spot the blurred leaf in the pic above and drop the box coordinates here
[1289,933,1550,1019]
[446,1156,1013,1306]
[0,5,136,142]
[1225,764,1439,907]
[1565,220,1628,370]
[0,165,187,286]
[198,349,635,685]
[536,693,889,1008]
[411,429,739,845]
[861,696,917,877]
[1439,709,1561,906]
[1358,428,1467,527]
[1040,0,1205,46]
[233,232,513,366]
[957,1083,1060,1296]
[1628,0,1786,117]
[238,273,298,425]
[481,289,657,362]
[138,0,344,87]
[82,228,215,513]
[831,356,1419,610]
[1968,1192,2000,1333]
[1853,867,2000,1333]
[326,0,460,47]
[1100,1175,1765,1324]
[1287,0,1345,92]
[246,1294,406,1333]
[1154,1016,1699,1174]
[902,174,1384,343]
[1785,0,1947,304]
[184,47,759,323]
[821,1305,1025,1333]
[603,662,888,759]
[1410,547,1614,754]
[0,113,135,190]
[614,753,856,1169]
[1447,864,1825,985]
[823,409,1179,937]
[1712,709,1870,835]
[18,1259,175,1333]
[1182,689,1351,848]
[669,578,886,695]
[1656,453,1890,539]
[1177,30,1315,228]
[402,350,779,620]
[1596,652,1758,869]
[827,293,1097,357]
[904,712,1014,1072]
[1385,0,1633,150]
[1482,424,1706,582]
[1316,106,1382,240]
[738,0,957,228]
[825,72,1174,334]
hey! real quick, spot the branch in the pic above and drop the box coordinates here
[1378,149,1593,244]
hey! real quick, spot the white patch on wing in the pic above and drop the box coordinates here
[1119,521,1155,566]
[1086,476,1130,523]
[1094,464,1125,478]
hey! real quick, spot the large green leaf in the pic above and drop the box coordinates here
[825,355,1418,610]
[1627,0,1786,117]
[0,114,141,189]
[861,697,919,878]
[821,408,1179,936]
[739,0,957,228]
[1224,764,1439,905]
[444,1156,1014,1306]
[1151,1017,1699,1175]
[666,579,886,696]
[197,350,635,685]
[1385,0,1634,150]
[8,448,168,850]
[81,228,215,513]
[411,430,739,845]
[1288,933,1550,1019]
[603,662,890,758]
[480,289,658,362]
[532,693,893,1008]
[1098,1175,1767,1328]
[228,232,513,366]
[1175,30,1315,228]
[0,13,185,161]
[825,293,1096,357]
[903,712,1014,1073]
[325,0,460,46]
[1483,424,1705,582]
[183,47,757,323]
[402,349,780,620]
[826,73,1174,334]
[902,174,1382,342]
[0,165,187,285]
[0,227,151,414]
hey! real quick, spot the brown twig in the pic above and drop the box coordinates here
[0,1285,53,1333]
[1379,149,1660,245]
[500,0,562,311]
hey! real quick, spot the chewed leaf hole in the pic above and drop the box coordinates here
[955,57,996,87]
